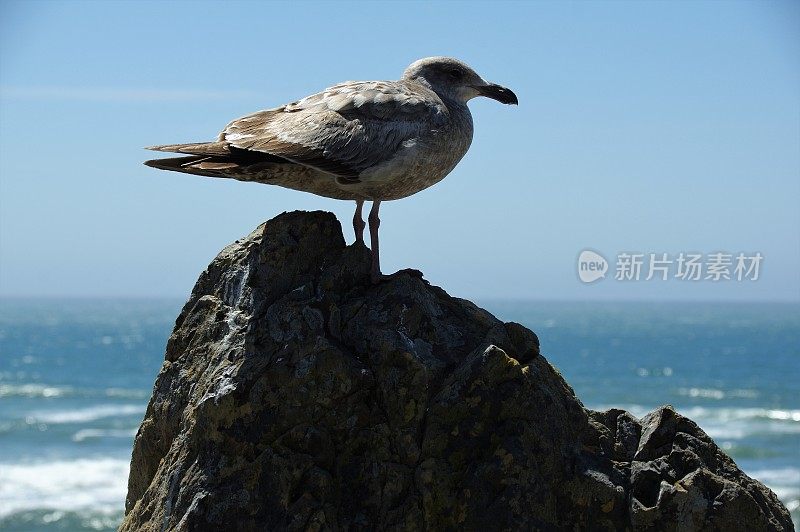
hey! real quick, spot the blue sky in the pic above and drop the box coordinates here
[1,0,798,301]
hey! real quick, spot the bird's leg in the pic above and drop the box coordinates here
[368,200,382,283]
[353,200,365,244]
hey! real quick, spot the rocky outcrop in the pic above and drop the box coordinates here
[121,211,793,531]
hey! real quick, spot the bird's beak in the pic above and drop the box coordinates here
[474,83,518,105]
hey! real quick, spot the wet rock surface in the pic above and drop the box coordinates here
[121,211,793,531]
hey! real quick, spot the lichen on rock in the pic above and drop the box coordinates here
[121,211,793,531]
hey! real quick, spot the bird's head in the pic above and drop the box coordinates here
[402,56,518,106]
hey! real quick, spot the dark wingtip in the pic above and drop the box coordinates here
[143,156,194,170]
[144,158,170,170]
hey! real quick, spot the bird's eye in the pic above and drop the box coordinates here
[448,68,462,80]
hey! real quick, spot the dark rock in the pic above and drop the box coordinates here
[121,211,793,531]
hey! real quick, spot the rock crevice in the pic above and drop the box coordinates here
[121,211,793,531]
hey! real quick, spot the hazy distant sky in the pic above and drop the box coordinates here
[1,0,798,301]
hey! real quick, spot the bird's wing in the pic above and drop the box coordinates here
[220,81,448,182]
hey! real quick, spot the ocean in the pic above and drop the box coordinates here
[0,298,797,530]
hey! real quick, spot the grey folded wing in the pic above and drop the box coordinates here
[219,80,448,183]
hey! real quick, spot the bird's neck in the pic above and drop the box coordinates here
[407,77,468,113]
[441,95,473,131]
[439,93,469,112]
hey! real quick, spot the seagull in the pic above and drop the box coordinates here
[145,57,518,282]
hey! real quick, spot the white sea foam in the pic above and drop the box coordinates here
[745,467,800,488]
[681,407,800,426]
[0,384,73,398]
[677,387,760,400]
[71,428,138,442]
[0,383,149,400]
[694,424,745,440]
[28,404,145,424]
[687,408,800,440]
[0,458,129,518]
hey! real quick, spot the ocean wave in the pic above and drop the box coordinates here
[718,441,781,460]
[745,467,800,490]
[677,387,760,400]
[680,406,800,425]
[0,383,73,398]
[71,428,138,442]
[0,383,149,400]
[0,509,123,531]
[28,404,145,424]
[0,458,129,519]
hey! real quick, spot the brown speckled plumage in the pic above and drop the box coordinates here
[145,56,517,280]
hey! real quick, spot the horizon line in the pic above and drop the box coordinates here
[1,294,798,305]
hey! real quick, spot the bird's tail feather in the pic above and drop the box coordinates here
[145,141,295,179]
[145,141,230,157]
[144,155,235,177]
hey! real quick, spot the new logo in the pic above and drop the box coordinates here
[577,250,608,283]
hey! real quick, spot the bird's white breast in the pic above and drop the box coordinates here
[351,106,473,201]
